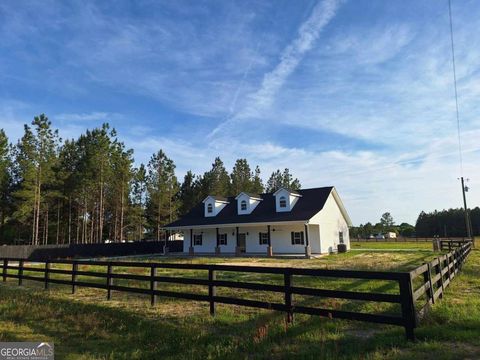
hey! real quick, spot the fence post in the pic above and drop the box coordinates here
[150,265,157,306]
[423,263,434,304]
[2,259,7,282]
[44,261,50,290]
[18,260,24,286]
[436,257,444,299]
[284,269,294,323]
[208,268,216,316]
[72,262,78,294]
[107,264,113,300]
[447,253,452,282]
[399,273,416,341]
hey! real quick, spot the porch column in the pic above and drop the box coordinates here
[215,227,221,255]
[189,228,194,255]
[163,230,169,254]
[304,224,311,259]
[235,226,241,256]
[267,225,273,257]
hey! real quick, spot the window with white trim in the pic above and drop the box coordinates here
[219,233,227,245]
[279,196,287,208]
[259,232,269,245]
[291,231,304,245]
[193,234,203,246]
[207,204,213,213]
[339,231,344,244]
[240,200,247,211]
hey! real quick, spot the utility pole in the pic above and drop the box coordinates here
[460,177,472,239]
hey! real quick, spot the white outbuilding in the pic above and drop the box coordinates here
[164,186,352,257]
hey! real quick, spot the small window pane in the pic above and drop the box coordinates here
[219,233,227,245]
[339,231,344,244]
[293,232,304,245]
[279,196,287,208]
[194,234,203,246]
[241,200,247,211]
[259,232,269,245]
[207,204,213,213]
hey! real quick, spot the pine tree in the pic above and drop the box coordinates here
[230,159,253,194]
[251,166,264,194]
[146,150,179,241]
[266,168,301,192]
[200,157,230,198]
[13,116,60,244]
[110,141,134,242]
[0,130,12,242]
[265,169,283,193]
[178,170,198,215]
[131,164,147,240]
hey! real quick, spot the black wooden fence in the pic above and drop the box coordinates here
[411,241,472,320]
[0,242,472,341]
[351,237,469,243]
[0,241,183,260]
[439,239,471,252]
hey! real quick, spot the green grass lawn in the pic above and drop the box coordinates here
[351,241,433,250]
[0,246,478,359]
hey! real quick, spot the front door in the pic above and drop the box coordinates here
[238,233,246,253]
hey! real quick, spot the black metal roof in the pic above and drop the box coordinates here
[165,187,334,228]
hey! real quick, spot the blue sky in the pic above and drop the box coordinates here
[1,0,479,225]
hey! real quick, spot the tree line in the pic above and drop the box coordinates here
[351,208,479,239]
[0,115,301,245]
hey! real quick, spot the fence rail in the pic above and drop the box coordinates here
[0,242,472,341]
[351,237,469,243]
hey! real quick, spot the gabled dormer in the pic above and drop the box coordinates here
[202,196,229,217]
[273,188,302,212]
[235,192,262,215]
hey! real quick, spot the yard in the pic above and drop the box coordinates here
[0,243,479,359]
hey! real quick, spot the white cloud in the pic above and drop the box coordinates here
[209,0,341,137]
[55,112,112,122]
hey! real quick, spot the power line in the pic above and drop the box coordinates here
[448,0,473,239]
[448,0,464,176]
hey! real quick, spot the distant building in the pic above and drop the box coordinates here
[164,187,352,257]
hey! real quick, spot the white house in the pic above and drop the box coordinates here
[164,186,352,257]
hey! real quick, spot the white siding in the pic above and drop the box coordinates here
[182,224,310,254]
[309,192,350,253]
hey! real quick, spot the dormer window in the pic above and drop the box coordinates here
[235,192,262,215]
[274,188,302,212]
[203,196,229,217]
[240,200,247,211]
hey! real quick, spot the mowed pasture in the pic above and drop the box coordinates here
[0,243,479,360]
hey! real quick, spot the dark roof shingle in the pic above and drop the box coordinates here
[165,187,333,228]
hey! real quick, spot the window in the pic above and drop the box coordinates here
[193,234,203,246]
[240,200,247,211]
[339,231,344,244]
[291,231,304,245]
[279,196,287,208]
[219,233,227,245]
[207,203,213,213]
[259,232,269,245]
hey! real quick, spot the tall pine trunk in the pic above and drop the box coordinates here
[32,183,37,245]
[56,200,60,244]
[120,182,124,242]
[68,197,72,244]
[35,168,42,245]
[44,205,49,245]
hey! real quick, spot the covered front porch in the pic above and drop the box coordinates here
[168,222,320,258]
